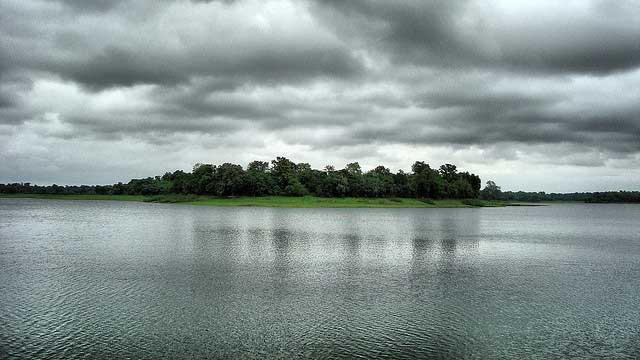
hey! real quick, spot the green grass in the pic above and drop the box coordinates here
[185,196,439,208]
[0,193,516,208]
[143,194,200,203]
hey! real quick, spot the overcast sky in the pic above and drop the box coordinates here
[1,0,639,191]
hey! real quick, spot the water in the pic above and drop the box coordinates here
[0,199,639,359]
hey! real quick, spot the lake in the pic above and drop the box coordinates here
[0,199,639,359]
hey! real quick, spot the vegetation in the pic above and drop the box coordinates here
[0,193,509,208]
[2,155,635,206]
[181,197,503,208]
[479,181,640,203]
[0,156,481,199]
[143,194,199,203]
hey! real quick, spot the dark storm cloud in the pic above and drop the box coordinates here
[0,73,34,125]
[1,0,640,188]
[58,44,361,90]
[341,105,640,159]
[312,0,640,75]
[61,47,187,88]
[312,0,471,66]
[65,113,245,139]
[49,0,235,12]
[0,0,363,91]
[0,92,12,108]
[51,0,126,12]
[416,89,563,111]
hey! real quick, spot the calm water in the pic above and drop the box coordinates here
[1,199,639,359]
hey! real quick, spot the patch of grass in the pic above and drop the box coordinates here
[143,194,199,203]
[183,197,507,208]
[463,199,522,207]
[183,196,439,208]
[0,194,518,208]
[461,199,486,207]
[502,202,546,206]
[417,198,435,205]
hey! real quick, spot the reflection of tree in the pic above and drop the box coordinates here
[338,210,363,275]
[406,209,488,357]
[440,218,459,257]
[272,228,292,256]
[411,236,433,261]
[339,233,362,284]
[270,227,293,287]
[408,210,481,283]
[190,224,241,293]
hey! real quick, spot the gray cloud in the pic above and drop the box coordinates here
[55,42,361,90]
[51,0,127,12]
[1,0,363,90]
[312,0,640,75]
[0,91,13,108]
[0,0,639,191]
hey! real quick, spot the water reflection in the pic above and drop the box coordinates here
[270,227,294,287]
[2,200,640,359]
[342,234,361,265]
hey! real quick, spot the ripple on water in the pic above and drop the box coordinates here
[1,200,640,359]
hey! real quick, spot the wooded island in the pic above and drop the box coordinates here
[2,156,639,205]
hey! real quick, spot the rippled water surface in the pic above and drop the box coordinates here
[1,199,639,359]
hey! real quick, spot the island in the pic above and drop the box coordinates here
[1,156,638,207]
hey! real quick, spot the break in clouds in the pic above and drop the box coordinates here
[1,0,639,191]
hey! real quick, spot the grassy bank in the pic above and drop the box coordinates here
[0,193,514,208]
[181,197,509,208]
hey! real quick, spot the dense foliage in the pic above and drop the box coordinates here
[479,181,640,203]
[0,157,482,199]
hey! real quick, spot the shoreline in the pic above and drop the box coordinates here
[0,194,530,208]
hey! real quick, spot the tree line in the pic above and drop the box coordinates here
[479,180,640,203]
[0,156,482,199]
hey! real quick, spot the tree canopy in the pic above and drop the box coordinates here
[0,156,484,199]
[2,158,638,203]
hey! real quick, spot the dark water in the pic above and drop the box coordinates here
[1,199,639,359]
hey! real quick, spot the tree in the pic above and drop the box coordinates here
[319,165,348,197]
[166,170,193,194]
[392,170,412,197]
[1,156,491,200]
[480,180,502,200]
[296,163,322,195]
[213,163,245,196]
[192,163,215,194]
[363,166,393,197]
[270,157,308,196]
[341,162,364,196]
[247,161,269,172]
[284,180,308,196]
[459,172,481,198]
[246,161,274,196]
[411,161,443,198]
[439,164,458,183]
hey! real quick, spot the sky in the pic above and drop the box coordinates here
[1,0,639,192]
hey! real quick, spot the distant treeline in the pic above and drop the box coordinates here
[500,191,640,203]
[478,181,640,203]
[0,157,482,199]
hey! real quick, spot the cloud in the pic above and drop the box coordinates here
[0,0,639,191]
[1,0,363,89]
[311,0,640,74]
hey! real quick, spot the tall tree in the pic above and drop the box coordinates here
[480,180,502,200]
